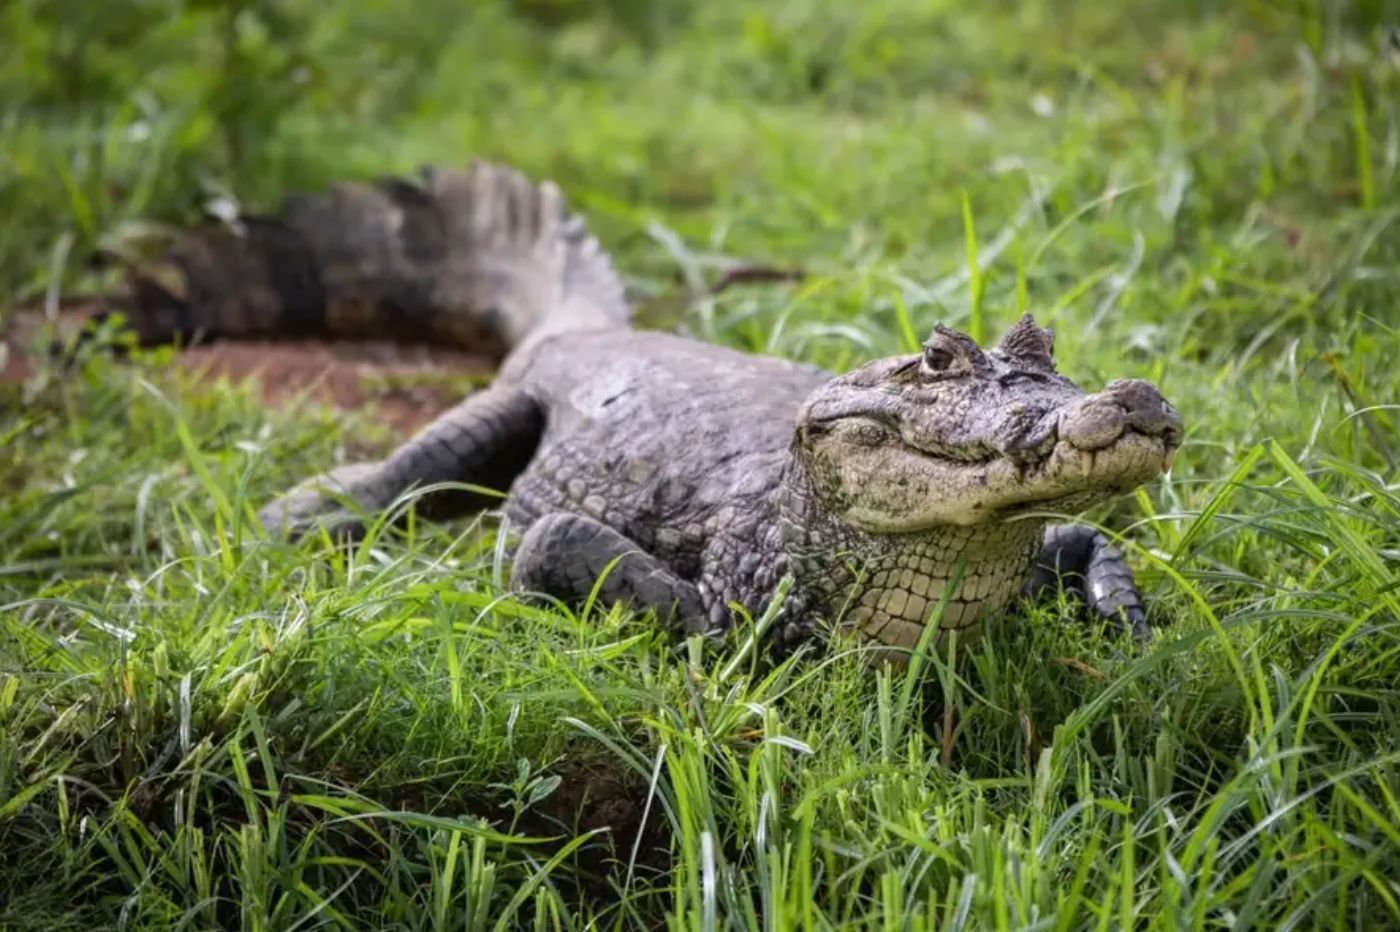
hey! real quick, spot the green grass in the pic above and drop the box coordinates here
[4,0,1400,927]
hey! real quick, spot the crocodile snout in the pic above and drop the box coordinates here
[1058,378,1182,453]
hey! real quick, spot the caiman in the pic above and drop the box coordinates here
[96,161,1183,656]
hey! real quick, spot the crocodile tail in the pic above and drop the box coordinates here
[104,161,630,355]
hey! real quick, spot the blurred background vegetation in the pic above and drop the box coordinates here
[4,0,1398,320]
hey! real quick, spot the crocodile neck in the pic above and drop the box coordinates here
[773,459,1046,650]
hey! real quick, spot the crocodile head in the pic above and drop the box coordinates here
[793,314,1182,533]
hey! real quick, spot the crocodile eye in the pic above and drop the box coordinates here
[921,342,970,380]
[923,345,956,371]
[919,326,981,380]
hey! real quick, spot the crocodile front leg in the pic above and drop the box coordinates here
[260,385,543,540]
[1023,524,1149,640]
[510,513,711,636]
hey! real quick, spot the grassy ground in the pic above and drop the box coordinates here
[4,0,1400,928]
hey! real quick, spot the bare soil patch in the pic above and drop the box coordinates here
[3,305,492,435]
[175,340,490,434]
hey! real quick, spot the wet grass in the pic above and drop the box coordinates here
[3,0,1400,927]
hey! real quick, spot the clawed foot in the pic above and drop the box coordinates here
[1025,523,1153,642]
[257,462,385,542]
[510,512,713,636]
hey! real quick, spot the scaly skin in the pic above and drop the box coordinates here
[99,161,1183,656]
[261,318,1182,656]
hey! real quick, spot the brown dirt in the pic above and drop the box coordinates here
[3,305,495,435]
[175,339,492,434]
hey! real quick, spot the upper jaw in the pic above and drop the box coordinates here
[962,388,1183,515]
[1054,379,1183,453]
[993,429,1179,516]
[899,407,1183,526]
[930,380,1184,474]
[1012,384,1183,505]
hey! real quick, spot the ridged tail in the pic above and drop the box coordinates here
[103,161,630,355]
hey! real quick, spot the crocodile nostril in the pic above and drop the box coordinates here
[1104,379,1183,442]
[1155,416,1184,449]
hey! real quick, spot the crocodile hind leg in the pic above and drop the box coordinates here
[259,385,542,540]
[1023,524,1149,640]
[510,513,712,636]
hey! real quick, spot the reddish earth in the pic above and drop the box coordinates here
[3,306,494,435]
[174,340,492,434]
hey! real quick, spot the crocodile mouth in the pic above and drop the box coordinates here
[985,427,1179,515]
[837,396,1182,473]
[884,425,1179,527]
[895,424,1176,475]
[805,402,1180,533]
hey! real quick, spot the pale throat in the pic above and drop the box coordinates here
[776,464,1047,649]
